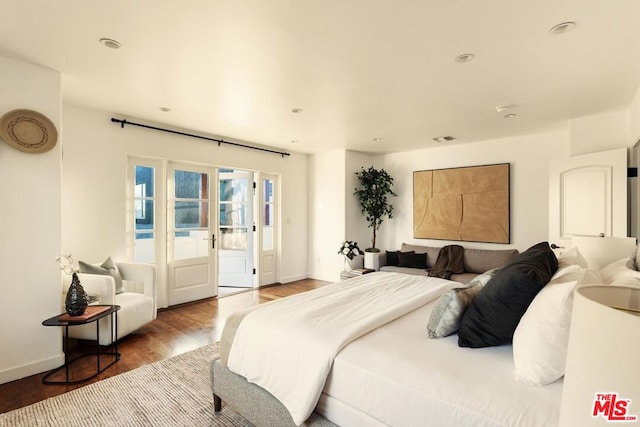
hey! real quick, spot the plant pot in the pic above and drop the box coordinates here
[364,251,378,269]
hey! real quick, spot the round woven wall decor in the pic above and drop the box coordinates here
[0,109,58,153]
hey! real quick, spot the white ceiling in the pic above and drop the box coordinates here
[2,0,640,154]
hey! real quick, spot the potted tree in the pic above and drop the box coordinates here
[354,166,397,267]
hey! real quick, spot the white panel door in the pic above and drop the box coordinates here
[218,170,254,288]
[167,163,217,305]
[549,148,628,248]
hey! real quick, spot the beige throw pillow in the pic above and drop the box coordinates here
[79,256,124,294]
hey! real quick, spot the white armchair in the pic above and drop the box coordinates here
[64,262,157,345]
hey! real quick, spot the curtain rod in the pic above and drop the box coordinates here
[110,118,291,158]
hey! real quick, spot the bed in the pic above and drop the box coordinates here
[211,243,590,426]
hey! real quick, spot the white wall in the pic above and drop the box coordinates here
[377,130,570,252]
[569,110,630,156]
[308,150,346,281]
[61,105,310,305]
[308,130,570,281]
[307,150,377,280]
[0,57,63,383]
[629,84,640,145]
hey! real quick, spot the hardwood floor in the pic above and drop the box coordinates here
[0,278,330,414]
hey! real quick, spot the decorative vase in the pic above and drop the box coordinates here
[65,272,88,316]
[346,255,364,270]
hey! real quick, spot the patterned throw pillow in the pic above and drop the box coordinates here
[426,268,500,338]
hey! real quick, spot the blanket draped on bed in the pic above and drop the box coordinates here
[226,272,456,425]
[428,244,465,279]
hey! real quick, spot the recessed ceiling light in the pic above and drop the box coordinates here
[99,38,121,49]
[495,105,517,113]
[454,53,475,63]
[504,113,517,119]
[159,107,171,112]
[373,137,383,142]
[549,22,576,35]
[291,108,302,113]
[432,136,455,143]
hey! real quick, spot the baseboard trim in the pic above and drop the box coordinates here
[280,274,309,284]
[0,353,64,385]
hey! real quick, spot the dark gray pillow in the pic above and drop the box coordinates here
[79,256,124,294]
[385,250,414,266]
[427,268,500,338]
[397,252,427,269]
[458,242,558,348]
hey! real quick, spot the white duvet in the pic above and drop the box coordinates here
[227,272,457,425]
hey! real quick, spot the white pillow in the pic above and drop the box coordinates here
[628,245,640,270]
[556,247,588,269]
[600,258,640,286]
[512,268,585,386]
[550,263,581,281]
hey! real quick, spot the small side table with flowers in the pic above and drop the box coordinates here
[338,240,362,270]
[338,240,365,280]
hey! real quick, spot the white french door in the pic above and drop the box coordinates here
[258,174,278,285]
[129,158,280,306]
[218,170,254,288]
[167,163,217,305]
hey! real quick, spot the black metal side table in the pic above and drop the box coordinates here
[42,304,121,384]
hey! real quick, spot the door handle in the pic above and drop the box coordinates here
[203,234,216,248]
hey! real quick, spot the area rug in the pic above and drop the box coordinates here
[0,344,251,426]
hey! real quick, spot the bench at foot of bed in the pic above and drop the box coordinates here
[211,356,336,426]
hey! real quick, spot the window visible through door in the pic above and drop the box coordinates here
[133,164,157,263]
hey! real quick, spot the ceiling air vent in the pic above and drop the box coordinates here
[432,136,455,143]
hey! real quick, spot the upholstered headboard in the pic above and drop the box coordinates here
[570,236,637,270]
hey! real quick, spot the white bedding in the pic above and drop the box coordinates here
[227,272,457,425]
[318,295,563,427]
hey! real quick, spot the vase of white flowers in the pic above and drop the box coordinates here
[57,254,88,316]
[338,241,363,270]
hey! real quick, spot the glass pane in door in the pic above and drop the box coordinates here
[262,178,274,251]
[134,165,155,263]
[219,178,248,250]
[173,170,210,261]
[220,228,248,250]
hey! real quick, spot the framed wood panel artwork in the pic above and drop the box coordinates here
[413,163,510,243]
